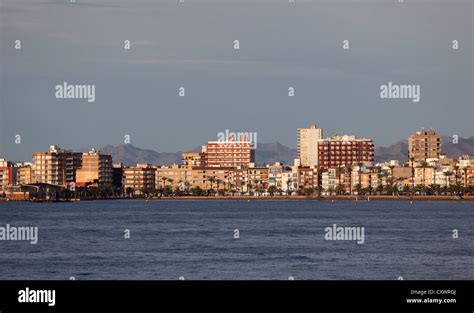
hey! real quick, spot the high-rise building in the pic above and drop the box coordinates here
[32,145,82,185]
[204,141,255,168]
[297,124,323,167]
[408,130,442,164]
[76,149,113,186]
[318,135,374,168]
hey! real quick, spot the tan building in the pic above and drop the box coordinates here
[297,124,323,167]
[32,145,82,185]
[76,149,113,186]
[247,166,269,191]
[228,167,247,192]
[156,164,191,189]
[191,167,233,190]
[414,166,435,186]
[204,141,255,168]
[123,163,156,193]
[408,130,442,164]
[465,167,474,187]
[182,152,206,168]
[16,167,32,185]
[392,167,413,180]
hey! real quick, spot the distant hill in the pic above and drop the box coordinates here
[100,144,181,166]
[255,142,297,165]
[442,135,474,159]
[99,142,297,167]
[375,141,408,162]
[100,136,473,166]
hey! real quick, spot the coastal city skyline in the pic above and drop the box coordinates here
[1,125,473,200]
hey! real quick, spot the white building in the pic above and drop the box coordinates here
[297,124,323,167]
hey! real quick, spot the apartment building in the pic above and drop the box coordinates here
[16,166,32,185]
[156,164,191,189]
[281,168,298,194]
[32,145,83,185]
[112,163,124,188]
[321,168,338,194]
[318,135,374,168]
[182,152,206,168]
[413,166,436,186]
[191,167,233,190]
[297,124,323,167]
[228,167,247,192]
[123,163,156,193]
[247,166,269,191]
[0,159,13,192]
[204,141,255,168]
[297,167,318,191]
[408,130,442,164]
[75,149,113,186]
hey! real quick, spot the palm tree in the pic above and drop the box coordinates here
[240,181,246,194]
[444,171,453,189]
[453,165,460,186]
[254,179,260,195]
[346,165,353,195]
[286,179,293,196]
[389,165,396,186]
[463,167,468,188]
[184,181,191,194]
[409,157,415,188]
[419,160,430,187]
[268,185,277,196]
[336,183,345,195]
[357,162,364,192]
[207,176,216,190]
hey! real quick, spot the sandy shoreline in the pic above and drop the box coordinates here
[2,195,472,202]
[143,195,474,201]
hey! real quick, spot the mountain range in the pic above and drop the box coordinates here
[100,136,474,167]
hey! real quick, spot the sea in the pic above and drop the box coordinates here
[0,200,472,280]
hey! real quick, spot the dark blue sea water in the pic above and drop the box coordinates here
[0,200,472,280]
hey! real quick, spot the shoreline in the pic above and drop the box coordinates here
[141,195,474,201]
[1,195,473,202]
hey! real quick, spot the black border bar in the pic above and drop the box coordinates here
[0,281,472,313]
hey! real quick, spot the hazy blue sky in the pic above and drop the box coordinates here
[1,0,473,161]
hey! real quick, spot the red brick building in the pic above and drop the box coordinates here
[318,135,374,168]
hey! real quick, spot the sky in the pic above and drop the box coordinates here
[1,0,473,161]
